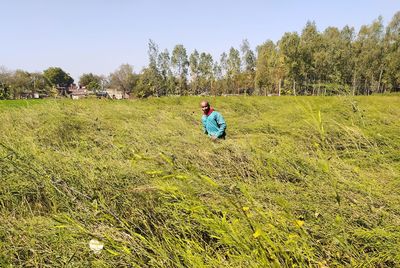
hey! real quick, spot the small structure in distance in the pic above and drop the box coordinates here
[96,88,129,99]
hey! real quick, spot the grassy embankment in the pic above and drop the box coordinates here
[0,96,399,267]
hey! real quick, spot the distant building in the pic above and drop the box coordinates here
[68,84,88,99]
[96,88,129,99]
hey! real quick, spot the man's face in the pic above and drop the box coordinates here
[201,102,210,114]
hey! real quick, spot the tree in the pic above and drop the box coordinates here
[227,47,241,94]
[198,52,214,94]
[43,67,74,88]
[353,17,385,94]
[278,32,302,94]
[109,64,138,97]
[299,21,321,94]
[240,39,256,94]
[134,67,161,98]
[11,70,32,99]
[189,50,200,94]
[158,49,173,96]
[148,39,159,72]
[255,40,285,95]
[0,68,50,99]
[171,44,189,95]
[241,39,256,72]
[384,11,400,91]
[30,72,50,96]
[219,52,229,94]
[339,26,356,94]
[0,67,12,99]
[79,73,102,91]
[227,47,241,77]
[145,39,163,96]
[314,27,344,95]
[212,61,223,95]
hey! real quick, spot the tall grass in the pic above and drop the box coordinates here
[0,96,399,267]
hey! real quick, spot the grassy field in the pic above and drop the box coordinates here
[0,96,399,267]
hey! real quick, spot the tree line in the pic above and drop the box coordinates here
[1,12,399,99]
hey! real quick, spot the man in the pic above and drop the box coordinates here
[200,100,226,140]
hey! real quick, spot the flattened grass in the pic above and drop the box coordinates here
[0,96,399,267]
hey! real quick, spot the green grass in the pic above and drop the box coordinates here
[0,99,44,109]
[0,96,399,267]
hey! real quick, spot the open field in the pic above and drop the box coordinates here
[0,96,399,267]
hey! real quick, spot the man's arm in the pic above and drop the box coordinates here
[202,117,208,134]
[214,113,226,138]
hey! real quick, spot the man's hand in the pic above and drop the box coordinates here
[210,135,217,141]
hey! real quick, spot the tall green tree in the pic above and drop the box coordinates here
[227,47,241,94]
[30,72,50,95]
[314,26,349,95]
[189,50,200,94]
[109,64,138,97]
[0,67,13,99]
[241,39,256,72]
[299,21,321,94]
[0,71,11,99]
[43,67,74,88]
[148,39,159,72]
[171,44,189,95]
[218,52,229,94]
[198,52,214,94]
[134,67,160,98]
[158,49,174,96]
[146,39,163,96]
[11,70,33,99]
[79,73,101,91]
[384,11,400,91]
[0,68,49,99]
[353,17,385,94]
[211,61,224,95]
[227,47,241,76]
[339,26,356,94]
[240,39,256,94]
[278,32,302,94]
[255,40,285,95]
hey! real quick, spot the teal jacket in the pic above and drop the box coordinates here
[202,111,226,138]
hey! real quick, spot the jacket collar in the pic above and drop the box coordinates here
[205,107,214,116]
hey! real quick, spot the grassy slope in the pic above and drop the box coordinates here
[0,96,399,267]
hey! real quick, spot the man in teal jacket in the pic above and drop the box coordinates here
[200,100,226,140]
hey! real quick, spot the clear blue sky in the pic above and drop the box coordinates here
[1,0,399,82]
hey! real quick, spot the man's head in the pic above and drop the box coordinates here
[200,100,210,114]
